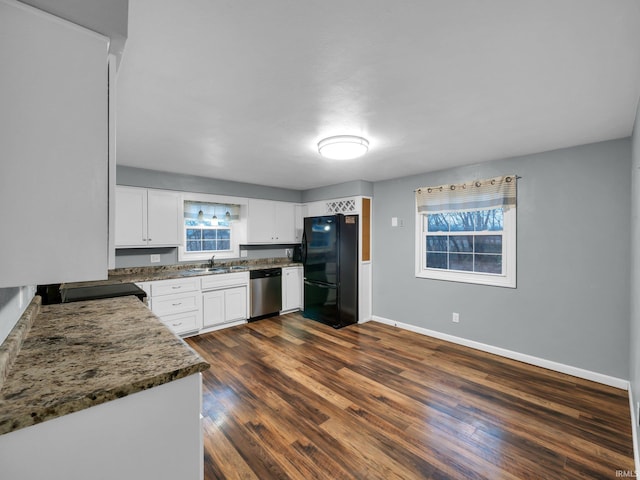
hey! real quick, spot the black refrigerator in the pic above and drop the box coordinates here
[302,214,358,329]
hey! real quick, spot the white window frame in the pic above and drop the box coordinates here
[178,193,248,262]
[415,206,516,288]
[184,224,233,254]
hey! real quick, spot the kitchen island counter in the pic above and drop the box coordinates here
[0,296,209,436]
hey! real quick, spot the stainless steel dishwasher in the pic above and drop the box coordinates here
[249,268,282,320]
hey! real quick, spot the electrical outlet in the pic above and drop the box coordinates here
[398,218,405,227]
[240,250,248,258]
[150,254,161,263]
[452,312,460,323]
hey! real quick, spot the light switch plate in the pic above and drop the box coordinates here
[150,254,161,263]
[391,217,398,227]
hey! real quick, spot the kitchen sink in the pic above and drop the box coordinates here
[184,267,228,274]
[228,266,248,271]
[184,265,248,275]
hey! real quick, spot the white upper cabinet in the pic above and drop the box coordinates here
[274,202,295,243]
[0,1,109,287]
[147,189,182,246]
[246,199,273,244]
[115,186,181,248]
[115,187,146,247]
[247,199,296,244]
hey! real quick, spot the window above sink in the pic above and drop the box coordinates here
[178,195,248,263]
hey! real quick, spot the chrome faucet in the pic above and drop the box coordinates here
[209,255,216,268]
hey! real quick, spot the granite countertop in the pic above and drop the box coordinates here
[64,258,303,288]
[0,296,209,436]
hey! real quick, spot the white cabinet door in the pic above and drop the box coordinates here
[115,186,147,247]
[282,267,303,311]
[151,277,199,296]
[274,202,295,243]
[203,287,247,327]
[247,199,275,243]
[202,290,225,328]
[152,292,201,317]
[225,287,247,322]
[160,311,200,335]
[0,1,109,287]
[147,189,181,246]
[247,199,296,244]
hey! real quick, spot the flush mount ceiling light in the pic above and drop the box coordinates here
[318,135,369,160]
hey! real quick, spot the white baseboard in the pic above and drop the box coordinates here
[371,315,629,390]
[628,388,640,474]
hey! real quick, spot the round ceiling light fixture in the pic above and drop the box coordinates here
[318,135,369,160]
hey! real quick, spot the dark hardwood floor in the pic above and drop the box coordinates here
[186,313,635,479]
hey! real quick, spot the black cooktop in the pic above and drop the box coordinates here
[60,283,147,303]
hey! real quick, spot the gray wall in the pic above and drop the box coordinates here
[114,246,290,268]
[117,166,303,203]
[630,101,640,446]
[372,138,631,379]
[302,180,374,203]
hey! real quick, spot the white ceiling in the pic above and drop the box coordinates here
[116,0,640,190]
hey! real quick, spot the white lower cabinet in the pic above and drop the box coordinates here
[224,287,247,322]
[152,292,201,317]
[202,290,224,327]
[161,310,200,334]
[202,286,247,328]
[282,266,303,312]
[147,277,202,336]
[144,272,250,336]
[146,272,249,336]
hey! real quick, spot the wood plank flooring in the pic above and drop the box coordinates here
[186,313,635,479]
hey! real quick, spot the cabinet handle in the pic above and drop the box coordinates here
[172,302,182,306]
[172,322,182,327]
[172,286,182,290]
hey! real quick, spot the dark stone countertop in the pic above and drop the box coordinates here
[0,296,209,436]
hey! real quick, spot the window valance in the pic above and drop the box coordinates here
[184,200,241,223]
[416,174,517,213]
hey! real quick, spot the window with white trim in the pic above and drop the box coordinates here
[415,175,517,288]
[180,199,243,261]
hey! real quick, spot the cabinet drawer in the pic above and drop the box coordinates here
[151,277,200,296]
[159,311,200,335]
[200,272,249,291]
[152,291,200,316]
